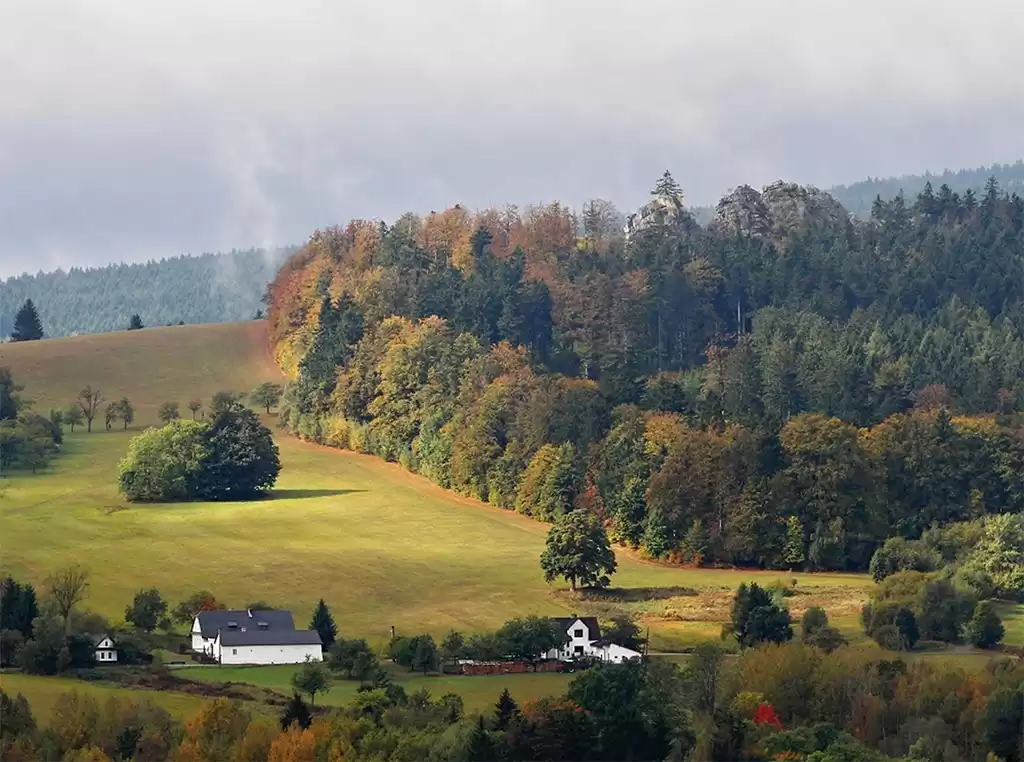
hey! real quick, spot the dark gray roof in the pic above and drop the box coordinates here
[219,628,322,647]
[196,609,295,638]
[552,617,601,639]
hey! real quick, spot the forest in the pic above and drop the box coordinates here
[264,172,1024,573]
[0,248,292,338]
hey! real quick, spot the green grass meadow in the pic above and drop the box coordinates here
[1,323,1019,713]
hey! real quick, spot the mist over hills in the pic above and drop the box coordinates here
[3,160,1021,339]
[0,248,293,338]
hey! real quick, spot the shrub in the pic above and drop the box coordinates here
[118,421,208,502]
[868,537,940,582]
[965,601,1004,649]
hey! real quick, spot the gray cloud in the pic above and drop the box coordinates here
[1,0,1022,276]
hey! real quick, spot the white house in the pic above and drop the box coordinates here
[544,617,643,664]
[191,609,322,665]
[92,633,117,663]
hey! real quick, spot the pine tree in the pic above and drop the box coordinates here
[681,519,709,565]
[466,715,495,762]
[128,314,144,330]
[11,299,44,342]
[782,516,805,570]
[494,687,519,730]
[309,599,338,650]
[280,692,312,730]
[652,170,683,201]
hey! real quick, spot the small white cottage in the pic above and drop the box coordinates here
[92,633,118,663]
[544,617,643,664]
[191,609,322,665]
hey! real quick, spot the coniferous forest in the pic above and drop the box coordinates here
[267,175,1024,572]
[0,248,292,337]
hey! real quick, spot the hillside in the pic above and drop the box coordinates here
[0,322,863,649]
[266,175,1024,576]
[829,160,1024,217]
[0,247,293,338]
[0,321,281,420]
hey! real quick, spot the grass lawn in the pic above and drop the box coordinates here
[174,663,573,711]
[2,322,1018,660]
[0,673,217,724]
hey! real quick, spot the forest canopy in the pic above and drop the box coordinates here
[265,174,1023,570]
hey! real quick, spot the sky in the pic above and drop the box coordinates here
[1,0,1023,278]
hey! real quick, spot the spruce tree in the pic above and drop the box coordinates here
[128,314,144,330]
[466,715,495,762]
[651,170,683,201]
[494,687,519,730]
[11,299,44,342]
[280,692,312,730]
[309,599,338,650]
[782,516,805,570]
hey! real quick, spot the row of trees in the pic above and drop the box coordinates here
[0,567,159,673]
[5,644,1024,761]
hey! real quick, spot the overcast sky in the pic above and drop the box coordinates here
[1,0,1022,277]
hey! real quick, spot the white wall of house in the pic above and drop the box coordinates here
[594,643,642,664]
[217,642,323,665]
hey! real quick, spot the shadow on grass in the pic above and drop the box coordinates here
[570,586,700,602]
[266,489,366,501]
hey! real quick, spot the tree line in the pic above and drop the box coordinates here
[265,176,1023,571]
[3,642,1023,761]
[0,247,293,339]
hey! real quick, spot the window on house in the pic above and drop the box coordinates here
[574,645,584,654]
[574,628,583,637]
[232,649,237,655]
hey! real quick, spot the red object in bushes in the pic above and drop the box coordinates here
[753,703,783,729]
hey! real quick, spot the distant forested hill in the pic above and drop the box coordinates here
[0,248,294,338]
[690,160,1024,221]
[829,160,1024,217]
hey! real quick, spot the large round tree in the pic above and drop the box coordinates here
[194,401,281,500]
[540,509,617,590]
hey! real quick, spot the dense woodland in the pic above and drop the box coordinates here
[265,173,1024,572]
[0,248,292,338]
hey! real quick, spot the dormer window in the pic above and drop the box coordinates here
[258,622,269,629]
[227,621,238,629]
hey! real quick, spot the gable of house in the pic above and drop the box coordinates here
[551,616,601,641]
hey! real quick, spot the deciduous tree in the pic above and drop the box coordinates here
[78,387,104,433]
[540,510,617,590]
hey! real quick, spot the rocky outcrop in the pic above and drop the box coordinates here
[709,184,772,238]
[760,181,849,231]
[624,174,702,241]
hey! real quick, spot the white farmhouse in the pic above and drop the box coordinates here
[191,609,322,665]
[92,633,118,663]
[544,616,642,664]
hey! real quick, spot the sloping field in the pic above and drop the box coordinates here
[0,321,282,423]
[0,323,871,649]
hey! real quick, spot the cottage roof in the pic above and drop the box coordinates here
[218,628,322,647]
[552,617,601,639]
[90,633,114,647]
[195,609,295,638]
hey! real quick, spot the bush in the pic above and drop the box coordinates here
[965,601,1004,649]
[868,537,940,582]
[119,404,280,502]
[118,421,208,502]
